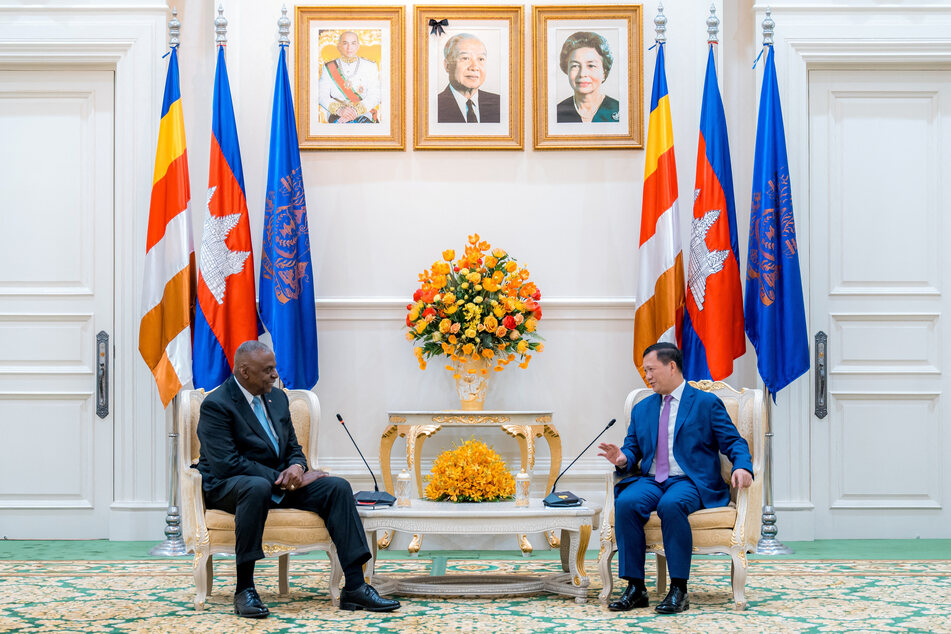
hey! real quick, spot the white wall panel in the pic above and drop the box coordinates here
[832,313,937,374]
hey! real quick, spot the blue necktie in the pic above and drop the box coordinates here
[252,396,280,454]
[252,396,283,504]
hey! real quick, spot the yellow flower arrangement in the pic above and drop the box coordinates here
[406,234,544,374]
[425,439,516,503]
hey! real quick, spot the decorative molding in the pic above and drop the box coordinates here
[313,297,637,322]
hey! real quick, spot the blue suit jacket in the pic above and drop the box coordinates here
[617,383,753,508]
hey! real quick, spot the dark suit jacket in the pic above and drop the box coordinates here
[195,376,307,498]
[436,85,501,123]
[617,383,753,508]
[556,95,620,123]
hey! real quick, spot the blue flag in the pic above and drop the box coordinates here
[744,46,808,399]
[260,45,319,389]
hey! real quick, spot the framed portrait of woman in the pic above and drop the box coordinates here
[295,6,404,150]
[414,5,523,150]
[532,5,643,150]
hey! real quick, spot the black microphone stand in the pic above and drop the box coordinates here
[543,418,616,507]
[337,414,396,506]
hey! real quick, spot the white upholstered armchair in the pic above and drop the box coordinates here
[597,381,765,610]
[177,387,343,610]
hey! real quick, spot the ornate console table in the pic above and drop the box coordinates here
[358,500,600,604]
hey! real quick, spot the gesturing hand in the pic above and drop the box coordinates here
[597,442,627,468]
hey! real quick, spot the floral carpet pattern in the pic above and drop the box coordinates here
[1,557,950,633]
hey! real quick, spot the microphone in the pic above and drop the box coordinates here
[336,413,396,507]
[543,418,616,507]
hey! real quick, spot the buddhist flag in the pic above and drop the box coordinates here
[193,45,259,390]
[634,42,685,381]
[139,47,196,408]
[260,44,319,389]
[745,45,809,398]
[682,46,745,381]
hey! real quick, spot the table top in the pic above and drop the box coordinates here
[357,498,599,519]
[387,410,554,417]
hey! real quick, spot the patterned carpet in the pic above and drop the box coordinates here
[1,556,950,633]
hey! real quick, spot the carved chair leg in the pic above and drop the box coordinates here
[597,545,616,604]
[194,551,210,610]
[278,553,290,596]
[655,553,668,594]
[204,555,213,596]
[731,553,748,610]
[329,545,343,607]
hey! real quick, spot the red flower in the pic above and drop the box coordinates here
[532,290,541,300]
[406,304,413,311]
[421,289,437,303]
[502,315,516,330]
[453,266,460,272]
[423,307,436,319]
[534,307,543,320]
[406,315,414,327]
[413,289,423,302]
[523,299,538,312]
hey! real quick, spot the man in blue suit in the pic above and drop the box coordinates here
[598,342,753,614]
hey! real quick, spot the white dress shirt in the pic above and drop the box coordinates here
[235,379,278,440]
[647,380,686,477]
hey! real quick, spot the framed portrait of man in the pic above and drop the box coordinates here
[295,6,404,150]
[533,5,643,150]
[414,5,523,150]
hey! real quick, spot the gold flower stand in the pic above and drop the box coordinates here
[379,410,563,554]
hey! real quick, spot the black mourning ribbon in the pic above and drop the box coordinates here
[429,18,448,36]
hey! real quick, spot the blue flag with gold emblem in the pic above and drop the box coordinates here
[744,45,808,399]
[260,44,319,389]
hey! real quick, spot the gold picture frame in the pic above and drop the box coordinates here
[414,5,524,150]
[532,5,643,150]
[295,6,404,150]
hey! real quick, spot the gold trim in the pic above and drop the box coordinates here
[295,6,405,150]
[531,5,644,150]
[575,524,592,583]
[389,415,407,424]
[518,534,533,554]
[377,530,393,550]
[432,415,511,424]
[408,533,423,554]
[546,529,561,548]
[535,414,552,423]
[413,5,524,150]
[262,544,297,557]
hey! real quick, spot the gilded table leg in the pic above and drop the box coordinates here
[566,524,591,604]
[517,534,533,556]
[542,425,562,495]
[408,533,423,556]
[546,530,561,548]
[377,530,393,550]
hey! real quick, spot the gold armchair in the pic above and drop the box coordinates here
[178,387,343,610]
[597,381,765,610]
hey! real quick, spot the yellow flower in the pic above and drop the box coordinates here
[439,319,451,334]
[464,328,477,339]
[462,343,475,355]
[496,326,508,338]
[442,293,456,304]
[505,261,517,273]
[432,275,447,289]
[492,248,506,258]
[467,272,481,283]
[415,322,427,334]
[524,318,537,332]
[448,334,457,344]
[443,249,455,261]
[492,271,505,283]
[467,233,480,245]
[537,343,545,352]
[405,331,414,341]
[446,305,458,315]
[517,340,529,354]
[484,315,498,331]
[485,256,498,268]
[481,349,494,359]
[425,439,515,502]
[482,279,499,292]
[474,296,483,304]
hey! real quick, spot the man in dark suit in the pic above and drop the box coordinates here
[598,342,753,614]
[195,340,399,617]
[436,33,501,123]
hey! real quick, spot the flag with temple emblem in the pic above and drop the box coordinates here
[139,47,196,408]
[633,41,685,382]
[745,45,809,398]
[193,45,259,390]
[682,46,745,381]
[260,44,319,389]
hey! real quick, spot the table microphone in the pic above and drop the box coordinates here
[543,418,616,507]
[336,413,396,506]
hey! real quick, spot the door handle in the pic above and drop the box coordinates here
[815,331,827,419]
[96,331,109,418]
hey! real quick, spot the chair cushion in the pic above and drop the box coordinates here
[643,504,737,531]
[205,509,332,545]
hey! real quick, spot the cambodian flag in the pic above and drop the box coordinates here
[745,45,809,398]
[193,45,259,390]
[260,44,319,389]
[682,47,745,381]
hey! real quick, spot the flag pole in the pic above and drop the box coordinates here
[752,7,792,556]
[148,6,189,559]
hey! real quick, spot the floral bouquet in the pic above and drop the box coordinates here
[405,233,544,376]
[425,439,515,502]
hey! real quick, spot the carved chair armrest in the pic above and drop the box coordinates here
[179,467,208,553]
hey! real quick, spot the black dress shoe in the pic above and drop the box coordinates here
[608,584,650,611]
[339,583,401,612]
[655,586,689,614]
[233,587,269,618]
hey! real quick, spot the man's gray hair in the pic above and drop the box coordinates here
[443,33,484,63]
[234,340,271,366]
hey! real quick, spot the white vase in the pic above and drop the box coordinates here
[453,357,491,410]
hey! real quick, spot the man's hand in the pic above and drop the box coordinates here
[597,442,628,468]
[731,468,753,489]
[337,105,358,122]
[300,469,330,487]
[275,464,306,491]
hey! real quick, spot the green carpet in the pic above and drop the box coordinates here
[1,541,950,632]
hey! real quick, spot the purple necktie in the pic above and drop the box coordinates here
[655,394,673,483]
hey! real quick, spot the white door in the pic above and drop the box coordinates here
[0,70,115,537]
[808,69,951,537]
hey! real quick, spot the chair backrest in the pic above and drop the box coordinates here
[623,381,765,501]
[177,387,322,472]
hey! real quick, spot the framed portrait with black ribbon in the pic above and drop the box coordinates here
[295,6,405,150]
[533,5,643,150]
[414,5,524,150]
